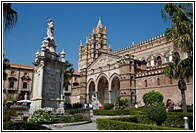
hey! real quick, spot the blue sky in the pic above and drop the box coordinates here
[3,2,171,71]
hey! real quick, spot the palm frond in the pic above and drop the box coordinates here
[3,3,18,31]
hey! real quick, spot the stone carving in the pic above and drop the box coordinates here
[88,54,119,70]
[47,19,54,40]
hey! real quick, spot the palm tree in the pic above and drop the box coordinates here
[164,54,192,112]
[63,60,75,88]
[3,55,10,80]
[3,3,18,31]
[162,3,193,112]
[161,3,193,54]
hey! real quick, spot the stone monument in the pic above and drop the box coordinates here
[30,19,65,114]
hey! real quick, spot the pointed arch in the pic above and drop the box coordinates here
[96,73,108,83]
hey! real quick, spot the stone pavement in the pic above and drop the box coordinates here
[49,111,130,130]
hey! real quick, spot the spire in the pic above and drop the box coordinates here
[132,40,134,45]
[97,17,103,28]
[85,37,88,43]
[80,40,82,47]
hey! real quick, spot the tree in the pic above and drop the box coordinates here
[161,3,193,54]
[163,55,192,112]
[142,90,164,106]
[148,106,167,126]
[63,60,75,87]
[3,54,10,80]
[3,3,18,32]
[162,3,193,113]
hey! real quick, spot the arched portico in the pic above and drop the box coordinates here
[97,75,108,106]
[109,74,120,104]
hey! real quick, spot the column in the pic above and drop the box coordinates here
[96,91,98,109]
[61,69,64,98]
[87,92,89,104]
[37,61,44,99]
[108,90,112,104]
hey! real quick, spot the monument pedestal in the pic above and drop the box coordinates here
[30,21,66,115]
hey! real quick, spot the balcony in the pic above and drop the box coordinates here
[7,88,16,91]
[20,88,30,92]
[64,91,71,94]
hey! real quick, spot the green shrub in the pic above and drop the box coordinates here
[93,109,130,116]
[164,113,193,129]
[96,118,182,130]
[59,115,73,123]
[29,110,54,124]
[142,90,164,105]
[104,103,113,110]
[115,99,129,110]
[3,108,17,117]
[148,106,167,126]
[3,115,11,122]
[73,113,85,122]
[3,122,50,130]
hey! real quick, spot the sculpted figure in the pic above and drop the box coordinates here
[47,19,54,40]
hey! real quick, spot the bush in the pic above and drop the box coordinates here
[3,115,11,122]
[96,118,182,130]
[93,109,130,116]
[142,90,164,105]
[164,112,193,129]
[73,113,86,122]
[148,106,167,126]
[59,115,73,123]
[29,110,54,124]
[115,99,129,110]
[3,122,50,130]
[104,103,113,110]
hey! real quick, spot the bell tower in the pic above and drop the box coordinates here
[78,17,108,72]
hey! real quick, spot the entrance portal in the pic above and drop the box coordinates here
[97,76,108,106]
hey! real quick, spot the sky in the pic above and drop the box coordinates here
[3,2,172,71]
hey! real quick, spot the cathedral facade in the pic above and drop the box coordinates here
[70,18,193,107]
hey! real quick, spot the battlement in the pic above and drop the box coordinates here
[112,33,165,55]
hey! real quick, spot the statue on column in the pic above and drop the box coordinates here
[46,18,54,40]
[24,93,27,100]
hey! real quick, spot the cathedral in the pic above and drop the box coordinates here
[69,18,193,107]
[3,18,193,108]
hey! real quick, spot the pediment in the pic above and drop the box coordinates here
[87,53,120,70]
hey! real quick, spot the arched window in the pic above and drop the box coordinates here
[145,80,147,87]
[164,51,171,63]
[169,76,172,84]
[157,78,160,86]
[157,56,162,66]
[9,81,14,88]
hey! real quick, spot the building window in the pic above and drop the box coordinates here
[169,76,172,84]
[23,82,27,88]
[154,61,157,66]
[11,71,15,75]
[157,78,160,86]
[157,56,162,66]
[145,80,147,87]
[9,81,14,88]
[166,57,169,62]
[65,85,68,91]
[147,61,151,66]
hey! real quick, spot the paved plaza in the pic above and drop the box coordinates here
[51,122,97,130]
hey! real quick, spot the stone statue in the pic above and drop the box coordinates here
[24,93,27,100]
[92,93,96,103]
[47,19,54,40]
